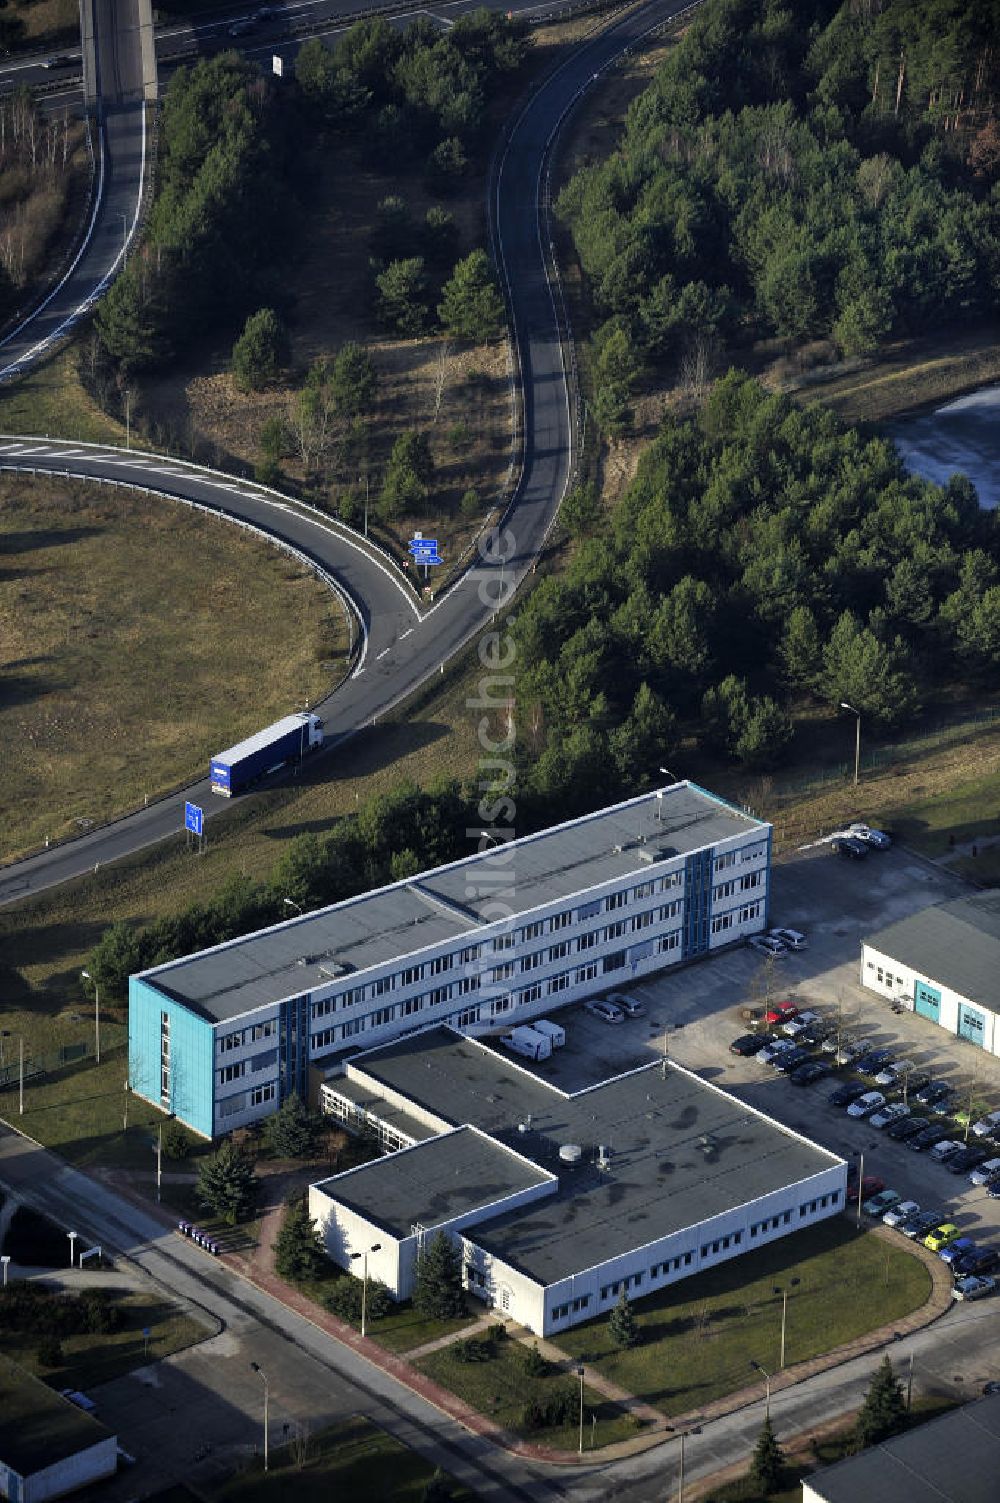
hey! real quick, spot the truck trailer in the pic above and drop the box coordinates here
[210,712,324,797]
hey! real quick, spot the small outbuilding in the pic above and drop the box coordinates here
[862,890,1000,1055]
[0,1357,117,1503]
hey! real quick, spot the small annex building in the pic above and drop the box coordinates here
[309,1026,846,1336]
[129,783,772,1138]
[0,1358,117,1503]
[802,1391,1000,1503]
[862,890,1000,1056]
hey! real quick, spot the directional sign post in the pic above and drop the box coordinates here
[184,802,205,855]
[408,531,444,582]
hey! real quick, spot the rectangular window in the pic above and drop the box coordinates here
[491,962,515,982]
[250,1082,276,1107]
[313,1027,336,1049]
[312,998,335,1021]
[549,940,570,961]
[493,932,516,951]
[605,891,627,911]
[370,1007,394,1028]
[491,997,513,1016]
[521,950,544,971]
[250,1021,275,1041]
[714,851,737,872]
[577,929,598,951]
[549,971,570,994]
[460,945,480,964]
[342,986,363,1008]
[371,976,393,998]
[712,912,735,935]
[714,879,736,900]
[220,1062,245,1084]
[456,976,479,996]
[550,910,572,931]
[341,1017,366,1038]
[659,900,681,920]
[428,986,450,1007]
[575,962,598,984]
[402,997,423,1017]
[633,880,654,900]
[401,965,423,986]
[219,1031,244,1053]
[455,1005,480,1028]
[740,870,763,891]
[519,983,543,1006]
[431,954,453,976]
[251,1049,277,1073]
[577,899,601,921]
[603,950,626,973]
[633,909,654,931]
[657,931,681,955]
[605,920,627,940]
[740,902,761,923]
[219,1093,246,1118]
[522,921,544,941]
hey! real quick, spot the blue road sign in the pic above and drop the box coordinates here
[184,802,204,837]
[408,533,444,566]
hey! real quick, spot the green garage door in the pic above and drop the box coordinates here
[959,1003,986,1047]
[914,981,941,1021]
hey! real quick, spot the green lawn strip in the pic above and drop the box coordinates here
[549,1223,931,1420]
[415,1339,639,1450]
[0,350,124,444]
[0,1289,206,1391]
[370,1304,478,1355]
[881,768,1000,857]
[205,1415,477,1502]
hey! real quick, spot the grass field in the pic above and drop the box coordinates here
[549,1221,931,1419]
[0,349,125,444]
[0,1287,207,1391]
[4,0,78,47]
[207,1416,476,1503]
[416,1336,639,1450]
[0,474,343,858]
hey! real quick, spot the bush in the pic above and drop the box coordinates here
[453,1336,493,1363]
[161,1122,191,1160]
[325,1275,392,1326]
[36,1336,63,1368]
[486,1322,507,1344]
[521,1343,548,1377]
[0,1284,121,1338]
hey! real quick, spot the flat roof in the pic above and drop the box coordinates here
[866,890,1000,1016]
[0,1356,113,1477]
[313,1126,552,1239]
[343,1029,840,1285]
[140,783,766,1024]
[804,1393,1000,1503]
[324,1075,440,1145]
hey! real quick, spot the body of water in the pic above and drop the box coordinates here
[888,384,1000,509]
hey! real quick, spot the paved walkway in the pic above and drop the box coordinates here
[406,1311,498,1360]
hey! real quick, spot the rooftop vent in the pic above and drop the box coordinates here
[559,1143,582,1164]
[597,1144,613,1171]
[699,1133,718,1156]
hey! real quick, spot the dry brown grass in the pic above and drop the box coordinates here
[0,475,344,860]
[7,0,77,45]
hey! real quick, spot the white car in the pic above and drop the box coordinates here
[971,1110,1000,1139]
[748,935,786,958]
[769,927,807,950]
[883,1199,920,1228]
[875,1059,915,1087]
[585,999,625,1025]
[969,1157,1000,1186]
[847,1091,886,1118]
[849,823,892,849]
[782,1009,821,1037]
[757,1038,795,1065]
[871,1102,910,1129]
[952,1275,997,1302]
[605,992,645,1018]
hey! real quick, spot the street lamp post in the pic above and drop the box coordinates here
[659,766,679,784]
[249,1362,269,1471]
[774,1286,788,1369]
[677,1429,686,1503]
[1,1256,10,1288]
[282,897,303,917]
[750,1359,772,1418]
[349,1243,383,1338]
[67,1231,78,1268]
[81,969,100,1064]
[576,1366,585,1455]
[839,702,861,786]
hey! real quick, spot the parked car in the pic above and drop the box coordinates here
[900,1210,946,1240]
[971,1110,1000,1139]
[908,1124,954,1151]
[848,823,892,849]
[930,1140,964,1165]
[758,1037,796,1065]
[931,1095,959,1118]
[848,1091,886,1118]
[939,1236,978,1266]
[983,1381,1000,1395]
[916,1080,954,1107]
[946,1146,990,1175]
[748,935,786,958]
[856,1049,896,1076]
[584,999,625,1025]
[870,1102,910,1129]
[924,1223,961,1252]
[862,1188,901,1217]
[605,992,645,1018]
[875,1059,915,1087]
[790,1061,833,1087]
[832,835,869,859]
[894,1072,931,1098]
[763,1002,798,1026]
[847,1175,885,1203]
[835,1039,868,1065]
[822,1032,858,1055]
[952,1275,997,1302]
[782,1009,821,1037]
[969,1158,1000,1186]
[768,927,807,950]
[985,1175,1000,1198]
[829,1081,869,1108]
[883,1199,921,1228]
[228,17,257,35]
[773,1046,815,1074]
[888,1116,930,1142]
[952,1248,1000,1278]
[730,1033,769,1056]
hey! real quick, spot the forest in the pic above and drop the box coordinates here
[557,0,1000,419]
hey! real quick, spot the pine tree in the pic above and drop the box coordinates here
[195,1139,258,1226]
[262,1092,325,1160]
[608,1288,639,1349]
[273,1198,326,1281]
[749,1414,786,1493]
[413,1231,466,1320]
[438,250,504,341]
[855,1355,907,1448]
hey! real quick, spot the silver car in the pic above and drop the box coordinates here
[585,999,625,1025]
[769,927,807,950]
[605,991,646,1018]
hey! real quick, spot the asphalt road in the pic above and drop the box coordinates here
[0,1,146,380]
[0,0,695,903]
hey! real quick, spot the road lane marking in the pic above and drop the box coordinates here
[376,648,390,660]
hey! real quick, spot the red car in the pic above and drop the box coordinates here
[764,1002,798,1026]
[847,1175,885,1203]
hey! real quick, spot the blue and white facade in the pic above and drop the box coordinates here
[129,783,772,1137]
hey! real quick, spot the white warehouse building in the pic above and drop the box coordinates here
[129,782,772,1138]
[862,891,1000,1056]
[310,1027,847,1336]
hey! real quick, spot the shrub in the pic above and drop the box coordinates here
[521,1343,548,1377]
[453,1336,493,1363]
[161,1122,191,1160]
[36,1336,63,1367]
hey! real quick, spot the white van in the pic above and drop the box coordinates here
[501,1026,552,1062]
[532,1019,566,1048]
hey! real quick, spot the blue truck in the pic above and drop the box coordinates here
[210,712,324,797]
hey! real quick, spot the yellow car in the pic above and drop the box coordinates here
[924,1223,960,1252]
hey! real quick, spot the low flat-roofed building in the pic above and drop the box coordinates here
[862,891,1000,1056]
[309,1027,846,1335]
[802,1392,1000,1503]
[129,783,771,1137]
[0,1358,117,1503]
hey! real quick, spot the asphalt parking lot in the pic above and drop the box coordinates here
[526,846,1000,1245]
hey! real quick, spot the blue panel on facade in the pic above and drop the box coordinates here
[959,1003,986,1047]
[914,981,941,1020]
[128,978,215,1137]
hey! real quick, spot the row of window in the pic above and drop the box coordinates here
[218,1080,275,1118]
[218,1049,277,1085]
[711,902,762,935]
[551,1294,592,1320]
[218,1019,276,1053]
[866,960,902,990]
[714,841,768,873]
[712,870,765,901]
